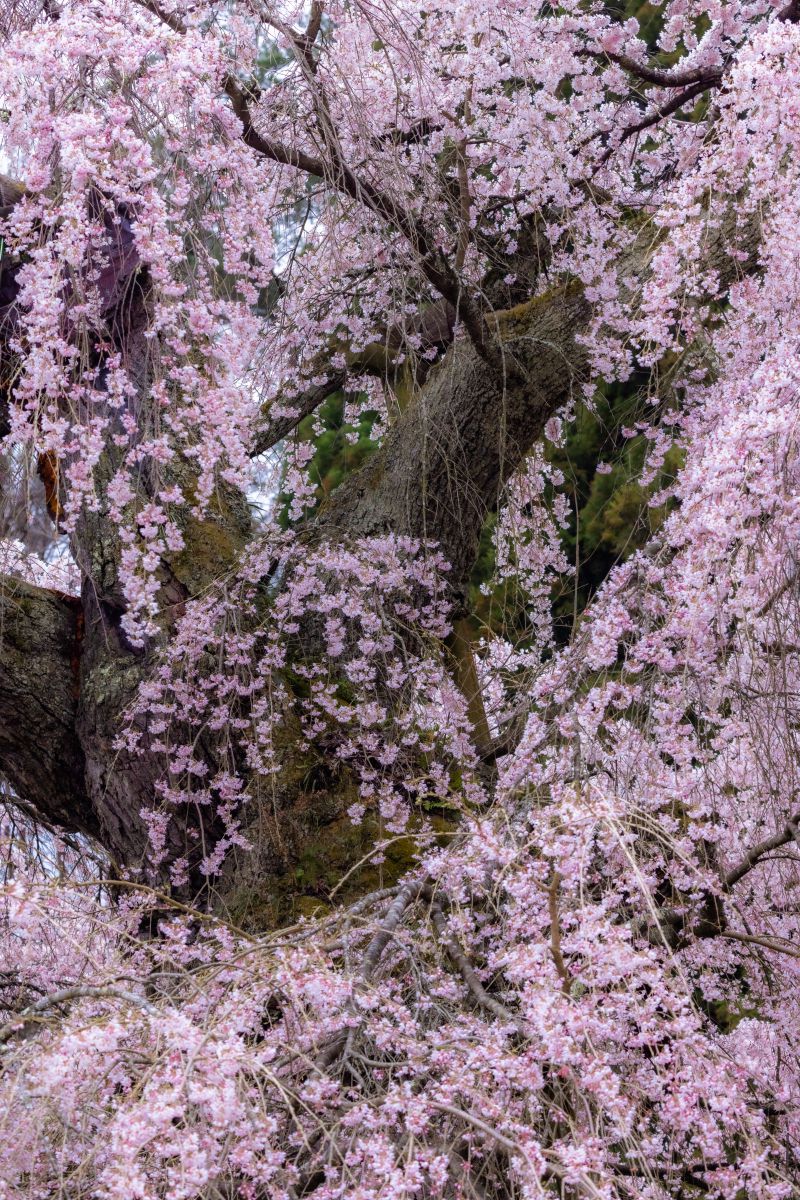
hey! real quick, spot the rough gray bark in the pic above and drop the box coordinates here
[0,577,94,837]
[321,284,590,590]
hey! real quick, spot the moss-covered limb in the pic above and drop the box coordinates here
[222,782,454,930]
[0,575,95,837]
[487,277,586,344]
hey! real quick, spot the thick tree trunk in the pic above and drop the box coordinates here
[0,577,94,837]
[321,283,590,591]
[0,192,760,921]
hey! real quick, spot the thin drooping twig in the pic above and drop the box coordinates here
[430,1104,606,1198]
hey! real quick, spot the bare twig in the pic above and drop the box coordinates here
[548,871,572,994]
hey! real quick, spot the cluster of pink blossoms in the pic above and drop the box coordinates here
[0,0,733,634]
[121,533,481,882]
[3,0,800,1198]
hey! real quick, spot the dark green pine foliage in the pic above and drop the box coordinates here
[278,376,682,645]
[466,378,682,645]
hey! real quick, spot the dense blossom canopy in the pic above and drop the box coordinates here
[2,1,800,1197]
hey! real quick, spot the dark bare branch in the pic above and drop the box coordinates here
[609,79,712,160]
[724,814,800,889]
[252,299,457,455]
[254,373,348,456]
[584,48,724,90]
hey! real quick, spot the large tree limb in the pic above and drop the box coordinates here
[0,576,95,837]
[318,282,591,588]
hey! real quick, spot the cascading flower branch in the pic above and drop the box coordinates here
[4,1,800,1198]
[121,532,484,883]
[0,1,276,639]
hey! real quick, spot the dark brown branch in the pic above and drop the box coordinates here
[609,79,712,159]
[719,929,800,958]
[136,0,488,365]
[134,0,184,34]
[223,78,329,178]
[305,1,324,46]
[0,985,157,1046]
[253,373,347,456]
[314,877,426,1070]
[428,896,525,1031]
[583,47,723,89]
[290,0,324,73]
[360,877,426,981]
[252,299,457,455]
[724,814,800,889]
[225,78,492,359]
[634,811,800,950]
